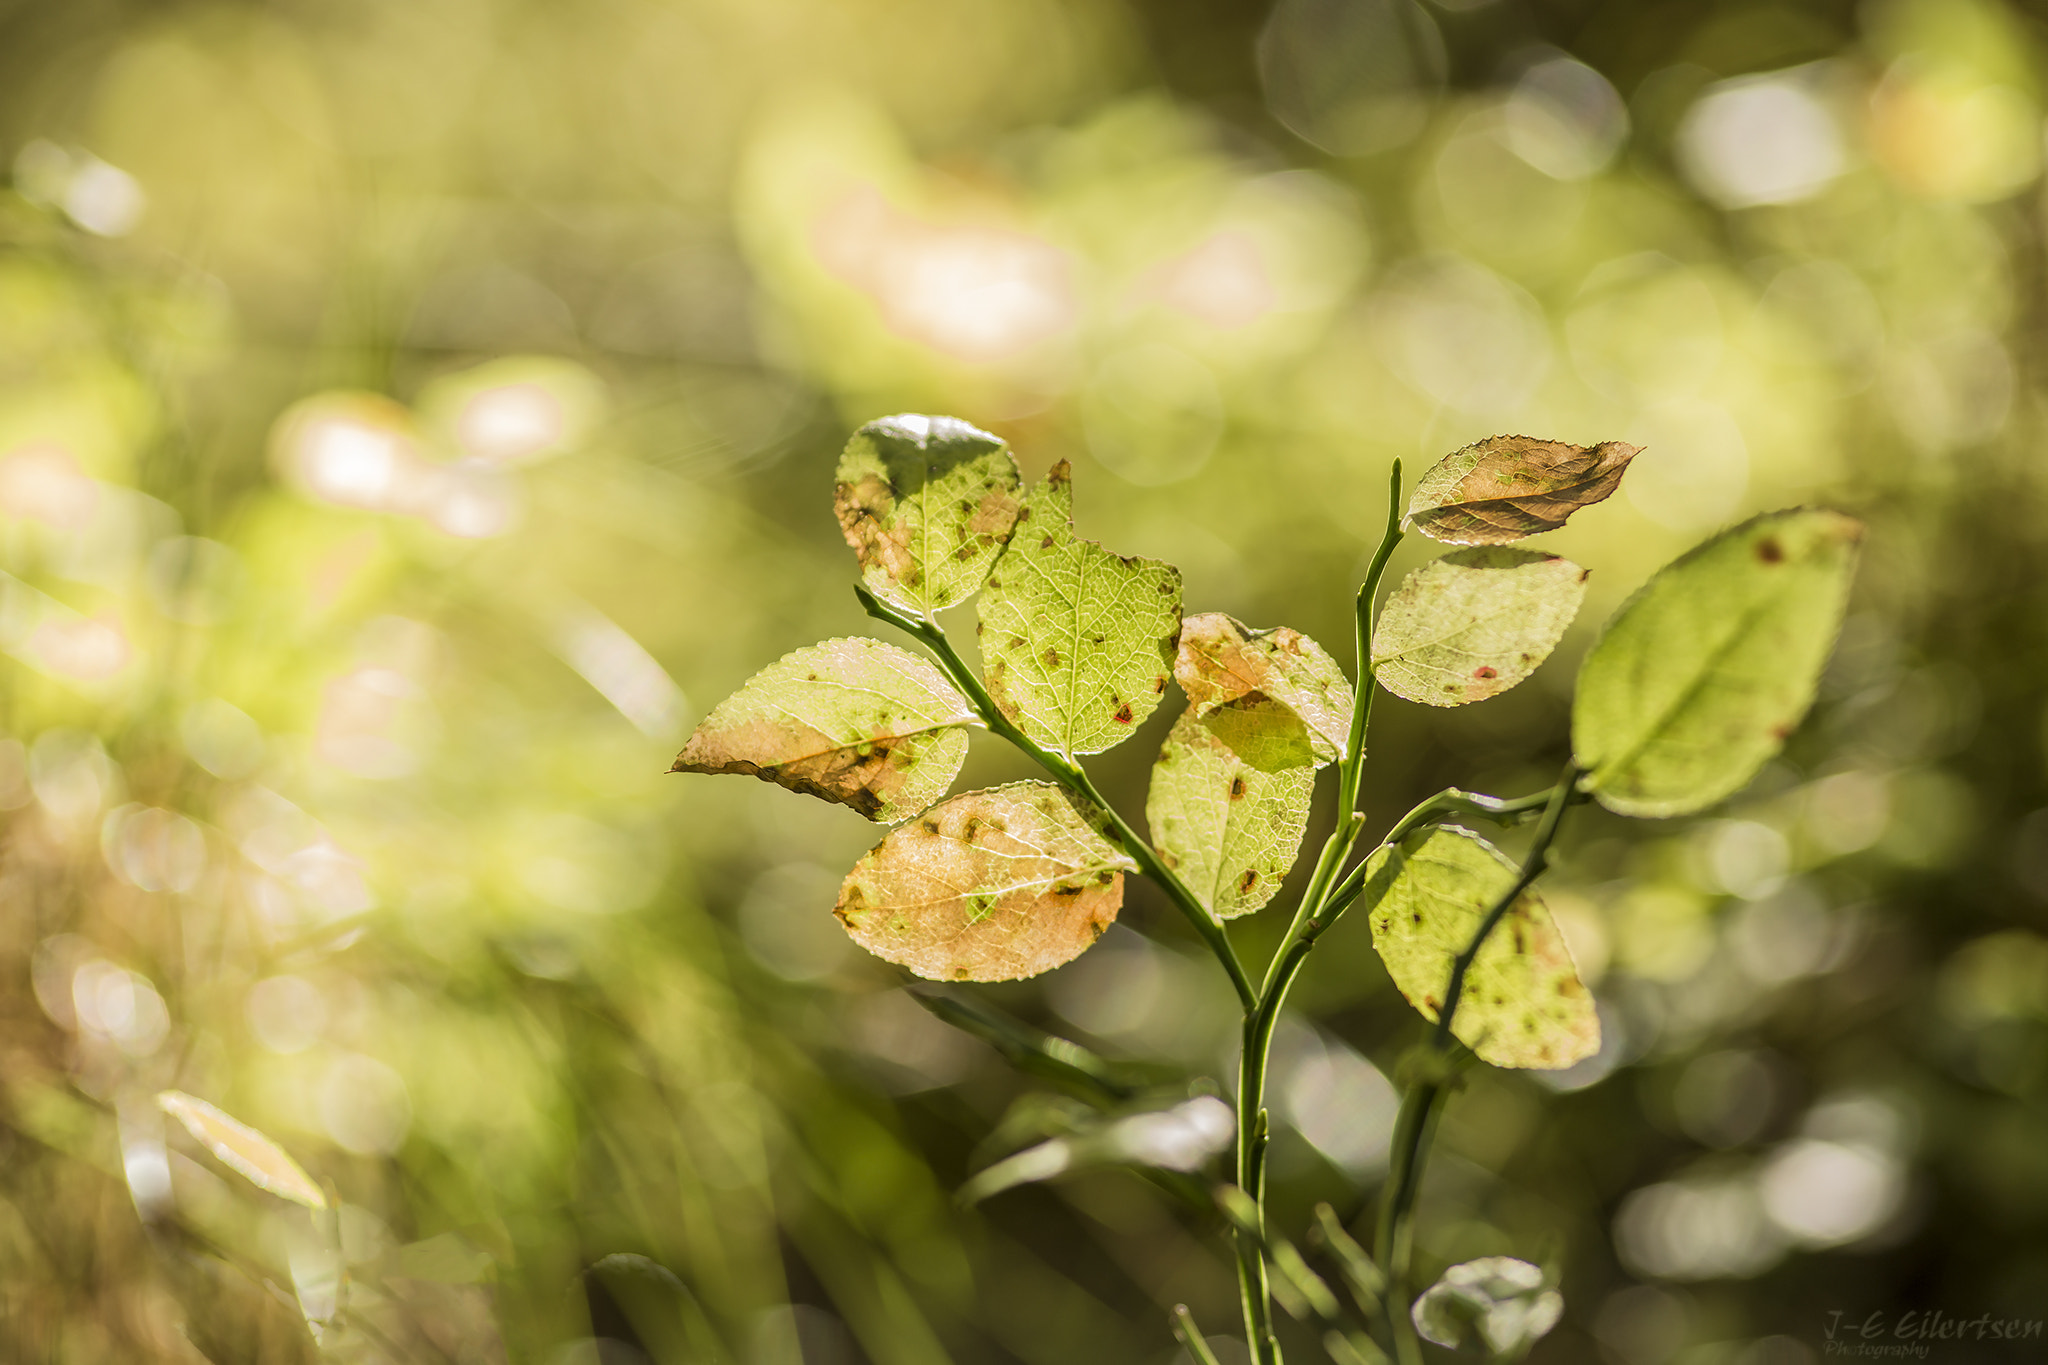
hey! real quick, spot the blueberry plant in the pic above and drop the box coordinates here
[672,415,1862,1363]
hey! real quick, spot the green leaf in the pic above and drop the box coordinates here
[978,463,1182,756]
[157,1090,327,1209]
[1371,548,1588,707]
[833,414,1022,613]
[1407,435,1640,545]
[835,781,1137,981]
[959,1096,1234,1203]
[1362,828,1598,1070]
[1174,612,1353,765]
[1146,699,1314,920]
[671,637,975,823]
[1573,509,1863,818]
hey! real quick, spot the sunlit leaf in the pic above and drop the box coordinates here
[1361,828,1598,1070]
[1412,1257,1562,1356]
[1146,699,1314,919]
[1573,509,1862,817]
[157,1090,327,1209]
[834,413,1022,613]
[835,781,1137,981]
[1174,613,1353,765]
[1371,548,1588,707]
[978,463,1182,755]
[671,637,975,823]
[1406,436,1640,545]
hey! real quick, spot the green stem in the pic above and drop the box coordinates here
[856,584,1259,1012]
[1374,760,1581,1357]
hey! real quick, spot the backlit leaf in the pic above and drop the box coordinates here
[1412,1258,1563,1356]
[158,1090,327,1209]
[671,637,975,823]
[1573,509,1862,817]
[1371,548,1588,707]
[835,781,1137,981]
[1174,613,1353,765]
[978,463,1182,756]
[1146,699,1314,920]
[834,413,1022,613]
[1362,828,1598,1070]
[1406,436,1640,545]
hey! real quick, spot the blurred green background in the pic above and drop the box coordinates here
[2,0,2045,1360]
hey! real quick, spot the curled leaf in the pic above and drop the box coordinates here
[835,781,1137,981]
[1146,699,1314,920]
[157,1090,327,1209]
[1573,509,1862,817]
[671,637,975,823]
[1406,435,1640,545]
[834,414,1022,613]
[1362,828,1598,1070]
[1412,1257,1562,1356]
[978,463,1183,756]
[1371,548,1588,707]
[1174,613,1353,765]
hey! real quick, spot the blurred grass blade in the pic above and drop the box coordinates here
[911,990,1143,1102]
[1311,1203,1385,1314]
[1271,1235,1342,1321]
[1171,1305,1226,1365]
[1324,1328,1392,1365]
[157,1091,326,1209]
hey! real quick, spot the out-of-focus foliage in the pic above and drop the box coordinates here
[2,0,2046,1360]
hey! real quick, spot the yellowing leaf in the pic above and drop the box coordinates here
[1574,509,1862,818]
[1174,613,1353,765]
[1362,828,1598,1070]
[157,1090,327,1209]
[834,414,1022,613]
[1371,549,1588,707]
[835,782,1137,981]
[672,638,976,823]
[1146,700,1315,920]
[1406,436,1640,545]
[978,463,1182,756]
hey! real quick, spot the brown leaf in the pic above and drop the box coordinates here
[1406,436,1641,545]
[671,638,974,823]
[1173,613,1353,765]
[834,782,1137,982]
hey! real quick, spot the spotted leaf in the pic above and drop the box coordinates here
[1146,698,1314,920]
[1573,509,1862,817]
[834,414,1022,613]
[1362,827,1598,1070]
[671,637,975,822]
[1371,548,1587,707]
[978,463,1182,756]
[835,782,1137,981]
[1174,613,1353,765]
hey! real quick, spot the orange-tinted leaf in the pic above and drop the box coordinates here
[672,637,975,822]
[1406,436,1640,545]
[835,782,1136,981]
[1173,613,1353,764]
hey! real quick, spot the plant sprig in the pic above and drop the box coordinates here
[671,416,1862,1362]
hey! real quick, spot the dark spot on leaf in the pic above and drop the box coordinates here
[1039,533,1055,550]
[1474,666,1497,680]
[920,819,941,835]
[1228,777,1246,800]
[1052,882,1084,897]
[1238,869,1258,893]
[1008,636,1026,651]
[1113,703,1134,724]
[1153,676,1168,693]
[954,543,976,561]
[1423,994,1439,1011]
[1091,634,1105,644]
[1757,537,1784,564]
[1771,723,1792,742]
[1042,647,1061,667]
[1412,912,1422,924]
[1096,869,1114,884]
[806,673,818,681]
